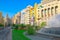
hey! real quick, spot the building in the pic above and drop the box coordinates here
[29,7,34,25]
[4,14,11,26]
[12,0,60,26]
[12,12,21,24]
[21,10,25,24]
[34,3,38,25]
[21,5,33,25]
[29,3,39,25]
[0,12,4,25]
[29,0,60,26]
[37,0,60,25]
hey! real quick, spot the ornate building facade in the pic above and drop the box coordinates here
[37,0,60,25]
[12,0,60,26]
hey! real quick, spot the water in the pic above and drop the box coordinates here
[38,14,60,35]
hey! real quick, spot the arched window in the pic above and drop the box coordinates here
[45,9,47,17]
[48,8,50,17]
[58,0,60,1]
[51,7,54,16]
[55,6,58,14]
[41,9,43,17]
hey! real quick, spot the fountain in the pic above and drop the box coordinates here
[38,14,60,35]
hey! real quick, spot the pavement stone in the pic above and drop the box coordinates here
[24,32,52,40]
[0,27,12,40]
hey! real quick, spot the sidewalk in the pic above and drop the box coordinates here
[0,27,12,40]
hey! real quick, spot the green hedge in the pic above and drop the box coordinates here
[12,24,19,29]
[0,24,4,27]
[12,24,26,30]
[19,24,26,28]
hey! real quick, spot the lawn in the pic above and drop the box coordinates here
[12,29,30,40]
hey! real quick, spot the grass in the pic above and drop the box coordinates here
[12,29,30,40]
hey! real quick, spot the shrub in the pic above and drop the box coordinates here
[40,22,46,29]
[27,25,36,35]
[19,24,26,29]
[12,24,16,29]
[0,24,4,27]
[19,24,26,28]
[35,26,40,30]
[14,24,19,30]
[12,24,19,30]
[12,24,15,27]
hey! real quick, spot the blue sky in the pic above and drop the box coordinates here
[0,0,41,18]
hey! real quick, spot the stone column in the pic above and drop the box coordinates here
[53,7,56,16]
[40,10,42,18]
[42,10,44,21]
[48,8,50,18]
[43,10,45,20]
[46,9,48,18]
[51,7,55,16]
[41,10,43,20]
[43,9,47,21]
[46,9,48,22]
[57,2,60,14]
[49,8,52,18]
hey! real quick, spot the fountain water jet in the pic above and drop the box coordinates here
[38,14,60,35]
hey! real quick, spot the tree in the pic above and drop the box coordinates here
[19,24,26,29]
[0,24,4,27]
[40,22,47,29]
[27,24,36,35]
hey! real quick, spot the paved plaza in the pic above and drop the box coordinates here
[0,27,12,40]
[24,32,60,40]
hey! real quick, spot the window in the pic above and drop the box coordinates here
[48,8,50,17]
[45,9,47,17]
[51,7,54,16]
[55,6,58,14]
[41,10,43,17]
[57,0,60,1]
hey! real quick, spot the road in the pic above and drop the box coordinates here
[0,27,12,40]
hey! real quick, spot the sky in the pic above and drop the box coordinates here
[0,0,41,18]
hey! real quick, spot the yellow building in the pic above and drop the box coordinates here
[12,0,60,26]
[0,12,4,25]
[37,0,60,25]
[29,0,60,25]
[29,7,34,25]
[29,3,38,25]
[34,3,38,25]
